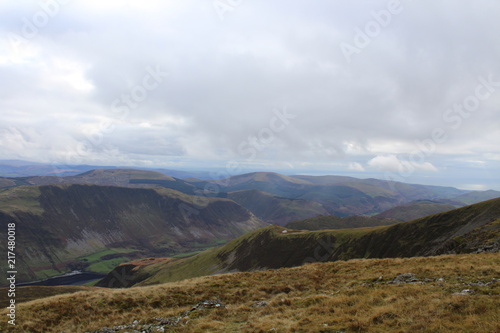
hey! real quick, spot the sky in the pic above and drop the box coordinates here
[0,0,499,190]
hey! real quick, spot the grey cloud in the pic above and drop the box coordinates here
[0,0,499,189]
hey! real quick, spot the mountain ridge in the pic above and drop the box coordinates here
[102,197,500,288]
[0,184,265,283]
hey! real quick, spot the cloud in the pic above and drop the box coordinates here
[348,162,365,172]
[0,0,499,188]
[368,154,438,173]
[460,184,489,191]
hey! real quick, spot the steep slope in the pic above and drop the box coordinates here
[347,197,500,258]
[104,198,500,287]
[374,200,459,221]
[0,184,264,283]
[227,189,328,225]
[285,215,399,230]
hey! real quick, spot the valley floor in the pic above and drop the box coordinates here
[1,252,499,333]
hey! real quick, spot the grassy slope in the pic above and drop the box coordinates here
[285,215,400,230]
[0,286,97,307]
[99,225,385,287]
[374,200,458,221]
[0,186,43,215]
[227,189,328,225]
[454,189,500,205]
[11,168,201,195]
[1,253,498,332]
[347,197,500,258]
[215,172,470,216]
[106,198,500,287]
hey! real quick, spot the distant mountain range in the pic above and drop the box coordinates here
[1,162,498,332]
[0,159,217,179]
[2,167,499,224]
[1,167,499,284]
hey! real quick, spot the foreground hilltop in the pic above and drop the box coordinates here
[1,253,498,332]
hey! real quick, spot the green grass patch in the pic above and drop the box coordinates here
[82,279,101,287]
[78,248,141,273]
[88,258,131,273]
[34,268,62,280]
[77,248,137,263]
[171,250,206,258]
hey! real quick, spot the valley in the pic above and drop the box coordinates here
[0,165,498,332]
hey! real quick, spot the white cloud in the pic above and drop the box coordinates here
[459,184,488,191]
[368,154,438,173]
[348,162,365,172]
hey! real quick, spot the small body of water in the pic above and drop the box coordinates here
[17,271,106,287]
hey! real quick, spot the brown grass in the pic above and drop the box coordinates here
[1,253,499,332]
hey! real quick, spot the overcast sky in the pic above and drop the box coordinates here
[1,0,499,190]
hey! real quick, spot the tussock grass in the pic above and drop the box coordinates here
[1,252,498,332]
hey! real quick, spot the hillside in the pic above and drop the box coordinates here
[285,215,400,230]
[1,253,498,332]
[374,200,459,221]
[227,189,329,225]
[454,189,500,205]
[0,184,265,283]
[8,169,200,194]
[213,172,470,216]
[3,169,490,218]
[102,198,500,287]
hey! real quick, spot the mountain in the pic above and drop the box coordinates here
[226,189,329,225]
[0,160,114,177]
[2,252,498,333]
[453,189,500,205]
[102,197,500,287]
[1,169,482,217]
[1,168,495,226]
[0,160,222,179]
[374,199,459,221]
[285,215,400,230]
[0,184,265,283]
[213,172,469,216]
[0,168,200,193]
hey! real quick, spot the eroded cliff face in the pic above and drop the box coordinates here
[0,184,265,282]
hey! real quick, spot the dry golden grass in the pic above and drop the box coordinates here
[0,285,98,307]
[1,253,498,332]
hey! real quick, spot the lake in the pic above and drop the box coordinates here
[17,271,106,287]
